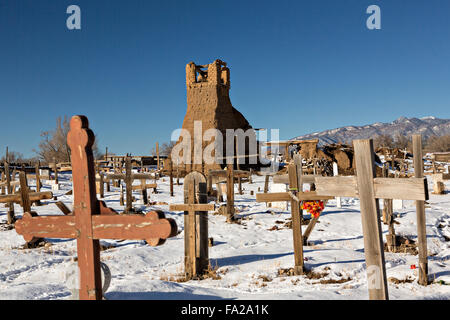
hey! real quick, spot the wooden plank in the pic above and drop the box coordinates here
[413,134,428,286]
[315,176,358,197]
[373,178,428,201]
[131,183,157,191]
[315,176,428,201]
[272,174,317,185]
[170,204,215,211]
[256,191,333,202]
[55,201,72,215]
[353,139,388,300]
[208,170,250,178]
[0,191,53,203]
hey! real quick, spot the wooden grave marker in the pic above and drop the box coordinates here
[102,156,156,212]
[207,165,250,222]
[313,138,429,299]
[169,171,214,279]
[256,154,333,275]
[15,115,178,300]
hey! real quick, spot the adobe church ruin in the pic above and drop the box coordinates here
[170,59,255,173]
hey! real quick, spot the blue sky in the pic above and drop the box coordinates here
[1,0,449,158]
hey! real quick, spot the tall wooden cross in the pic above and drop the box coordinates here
[169,172,215,279]
[15,115,178,300]
[314,138,429,300]
[256,154,333,275]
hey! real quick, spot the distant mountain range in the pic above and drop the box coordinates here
[292,116,450,145]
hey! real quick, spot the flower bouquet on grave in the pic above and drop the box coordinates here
[300,200,325,219]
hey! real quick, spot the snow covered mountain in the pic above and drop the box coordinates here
[292,116,450,145]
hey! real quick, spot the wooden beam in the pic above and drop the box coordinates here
[413,134,428,286]
[170,204,215,212]
[272,174,319,185]
[353,139,388,300]
[315,176,428,201]
[0,191,53,203]
[256,191,333,202]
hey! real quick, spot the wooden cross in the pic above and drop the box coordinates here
[207,165,250,222]
[0,173,53,212]
[102,156,156,212]
[15,115,178,300]
[314,138,429,300]
[169,172,214,279]
[256,154,333,275]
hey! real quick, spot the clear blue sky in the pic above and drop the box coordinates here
[1,0,449,158]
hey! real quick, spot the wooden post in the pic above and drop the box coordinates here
[264,175,270,193]
[156,142,160,171]
[119,182,124,206]
[169,159,174,197]
[35,162,41,193]
[413,134,428,286]
[333,162,341,208]
[207,170,213,196]
[19,171,31,213]
[288,162,304,275]
[0,170,4,195]
[382,164,396,252]
[53,158,59,184]
[353,139,388,300]
[5,148,14,224]
[125,156,133,213]
[226,163,235,222]
[99,169,104,199]
[170,172,212,279]
[140,179,148,204]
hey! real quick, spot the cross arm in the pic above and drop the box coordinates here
[272,174,319,185]
[91,211,177,246]
[15,212,77,242]
[131,183,157,191]
[314,176,429,201]
[0,191,53,204]
[169,204,215,212]
[255,191,334,202]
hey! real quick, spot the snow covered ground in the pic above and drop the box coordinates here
[0,172,449,300]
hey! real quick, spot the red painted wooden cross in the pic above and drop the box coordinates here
[15,115,178,300]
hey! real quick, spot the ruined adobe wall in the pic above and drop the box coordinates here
[169,60,253,173]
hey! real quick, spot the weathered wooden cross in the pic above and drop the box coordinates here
[102,156,156,211]
[256,154,333,275]
[15,115,178,300]
[0,172,53,217]
[313,137,429,300]
[207,164,250,222]
[169,172,215,279]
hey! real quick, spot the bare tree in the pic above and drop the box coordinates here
[34,116,101,164]
[151,141,175,157]
[425,135,450,152]
[393,133,410,150]
[373,134,394,149]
